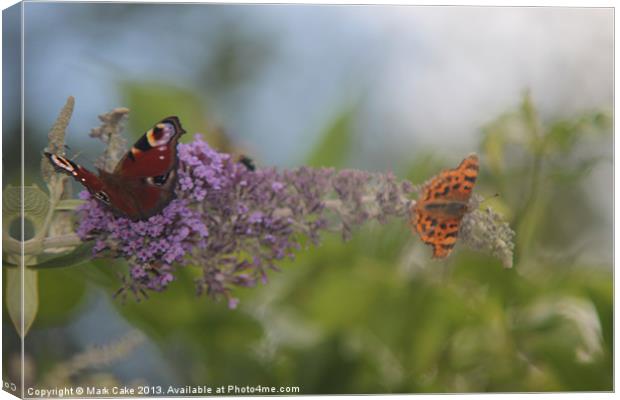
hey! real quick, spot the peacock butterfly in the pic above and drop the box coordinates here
[45,116,186,221]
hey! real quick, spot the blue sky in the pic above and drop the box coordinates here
[22,4,611,165]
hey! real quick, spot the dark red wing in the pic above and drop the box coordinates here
[45,116,186,221]
[45,152,124,211]
[45,152,105,193]
[114,116,186,178]
[97,171,177,220]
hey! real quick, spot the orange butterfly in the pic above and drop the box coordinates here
[411,154,479,258]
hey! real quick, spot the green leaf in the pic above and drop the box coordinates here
[305,105,358,168]
[481,123,508,175]
[3,252,19,268]
[548,157,605,183]
[544,120,579,152]
[37,267,87,326]
[543,111,612,155]
[6,267,39,337]
[120,82,211,144]
[2,185,50,233]
[521,90,543,148]
[28,242,95,270]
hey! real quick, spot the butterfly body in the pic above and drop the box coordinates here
[45,116,186,220]
[420,200,468,218]
[411,154,479,258]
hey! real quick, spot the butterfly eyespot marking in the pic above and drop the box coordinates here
[153,172,170,185]
[145,171,171,187]
[133,121,178,152]
[45,153,77,173]
[147,122,176,147]
[94,191,111,204]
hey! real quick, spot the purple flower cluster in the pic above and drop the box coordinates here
[76,134,413,306]
[76,194,208,293]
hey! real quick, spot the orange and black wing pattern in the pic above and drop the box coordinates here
[412,154,479,258]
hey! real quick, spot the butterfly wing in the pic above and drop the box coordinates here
[94,170,175,220]
[45,116,186,221]
[412,154,479,259]
[108,116,185,219]
[420,154,479,203]
[45,152,135,215]
[414,212,461,258]
[45,152,106,194]
[114,116,186,178]
[443,154,478,202]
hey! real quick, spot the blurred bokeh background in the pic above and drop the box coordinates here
[3,3,613,393]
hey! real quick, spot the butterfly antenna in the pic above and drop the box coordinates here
[71,151,83,162]
[481,193,500,204]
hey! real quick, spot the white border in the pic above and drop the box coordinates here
[0,1,616,400]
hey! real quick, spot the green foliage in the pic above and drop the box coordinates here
[120,81,236,152]
[3,98,85,337]
[481,92,611,262]
[305,105,358,168]
[120,82,204,141]
[2,185,50,337]
[36,267,87,326]
[5,268,38,338]
[3,185,50,234]
[26,243,95,270]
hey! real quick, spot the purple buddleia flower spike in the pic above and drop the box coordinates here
[76,134,416,306]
